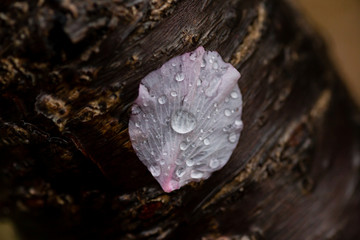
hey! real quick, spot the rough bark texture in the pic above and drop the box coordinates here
[0,0,359,239]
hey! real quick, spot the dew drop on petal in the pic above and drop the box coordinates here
[176,167,186,177]
[228,132,237,143]
[224,109,232,116]
[171,110,197,134]
[213,62,219,69]
[149,165,161,177]
[186,159,194,167]
[209,159,219,169]
[234,119,243,129]
[191,170,203,179]
[175,72,185,82]
[132,105,141,115]
[158,95,167,104]
[203,138,210,145]
[170,91,178,97]
[190,53,197,61]
[180,142,188,151]
[231,91,239,99]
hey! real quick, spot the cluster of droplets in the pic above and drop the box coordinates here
[129,46,243,192]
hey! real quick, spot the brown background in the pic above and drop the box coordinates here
[297,0,360,106]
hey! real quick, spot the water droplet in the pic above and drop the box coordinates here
[224,109,232,116]
[228,132,237,143]
[171,110,197,134]
[162,152,168,156]
[205,78,221,97]
[135,122,140,128]
[132,105,141,115]
[170,91,178,97]
[143,102,148,107]
[203,138,210,145]
[158,95,167,104]
[176,167,186,177]
[186,137,191,142]
[180,142,188,151]
[150,151,155,156]
[234,119,243,129]
[197,79,202,86]
[201,60,206,68]
[171,63,176,67]
[200,129,204,133]
[209,58,214,63]
[209,159,219,169]
[175,159,182,165]
[190,53,197,61]
[175,72,185,82]
[191,170,203,179]
[160,159,165,165]
[213,62,218,69]
[149,165,161,177]
[213,103,218,108]
[231,91,239,99]
[186,159,194,167]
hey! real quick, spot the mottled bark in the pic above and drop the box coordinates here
[0,0,359,239]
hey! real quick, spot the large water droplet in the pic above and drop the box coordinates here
[180,142,188,151]
[158,95,167,104]
[203,138,210,145]
[170,91,178,97]
[175,72,185,82]
[171,110,197,134]
[149,165,161,177]
[209,159,219,169]
[176,167,186,177]
[228,132,237,143]
[191,170,203,179]
[231,91,239,99]
[201,60,206,68]
[186,159,194,167]
[224,109,232,116]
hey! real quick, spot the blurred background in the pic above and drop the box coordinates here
[297,0,360,106]
[0,0,359,239]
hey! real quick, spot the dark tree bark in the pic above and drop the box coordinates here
[0,0,359,239]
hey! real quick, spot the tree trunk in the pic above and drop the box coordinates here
[0,0,359,239]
